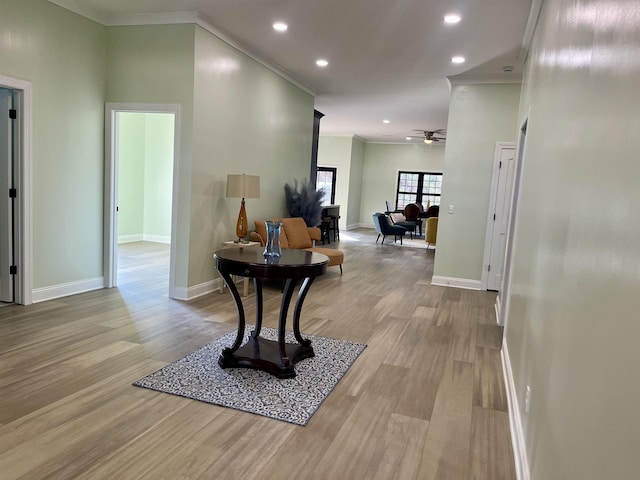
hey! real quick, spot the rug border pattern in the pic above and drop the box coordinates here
[133,327,367,426]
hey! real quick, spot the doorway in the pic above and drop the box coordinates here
[0,87,16,303]
[0,75,32,305]
[104,104,180,298]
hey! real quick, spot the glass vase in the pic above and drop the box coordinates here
[263,220,283,259]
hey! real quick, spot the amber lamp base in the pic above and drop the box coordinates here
[235,198,248,242]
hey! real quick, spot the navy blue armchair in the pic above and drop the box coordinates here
[372,213,407,245]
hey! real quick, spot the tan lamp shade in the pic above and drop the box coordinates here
[226,174,260,241]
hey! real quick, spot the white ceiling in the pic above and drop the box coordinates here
[50,0,533,143]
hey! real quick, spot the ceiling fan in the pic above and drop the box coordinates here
[408,129,447,144]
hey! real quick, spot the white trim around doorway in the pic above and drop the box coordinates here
[0,74,33,305]
[104,103,181,300]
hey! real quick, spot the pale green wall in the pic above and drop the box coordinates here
[143,113,174,240]
[192,25,313,285]
[117,113,145,239]
[107,24,195,288]
[360,143,446,226]
[433,83,520,281]
[318,135,366,229]
[0,6,313,297]
[117,112,173,243]
[318,136,352,229]
[505,0,640,478]
[347,137,365,229]
[0,0,106,288]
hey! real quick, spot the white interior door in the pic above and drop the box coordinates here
[0,88,14,302]
[486,144,516,291]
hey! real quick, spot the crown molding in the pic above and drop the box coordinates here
[320,133,354,138]
[320,133,414,144]
[319,134,369,143]
[191,13,315,95]
[519,0,544,62]
[48,0,111,24]
[448,74,522,86]
[107,11,201,27]
[367,140,447,146]
[47,3,315,96]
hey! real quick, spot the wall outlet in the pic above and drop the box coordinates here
[525,385,532,413]
[448,204,455,214]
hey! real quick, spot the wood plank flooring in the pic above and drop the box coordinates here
[0,232,515,479]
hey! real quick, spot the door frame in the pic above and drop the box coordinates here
[0,75,32,305]
[481,142,516,291]
[496,116,529,327]
[104,103,181,298]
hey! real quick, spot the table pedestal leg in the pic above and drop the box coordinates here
[293,277,315,346]
[251,278,263,339]
[277,279,297,369]
[218,275,316,378]
[217,271,245,357]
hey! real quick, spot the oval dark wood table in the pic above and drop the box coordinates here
[214,247,329,378]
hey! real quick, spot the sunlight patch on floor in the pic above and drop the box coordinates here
[337,231,361,242]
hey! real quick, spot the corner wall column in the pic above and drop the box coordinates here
[310,109,324,185]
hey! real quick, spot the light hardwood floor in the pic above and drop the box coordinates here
[0,231,515,479]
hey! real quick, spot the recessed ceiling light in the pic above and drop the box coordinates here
[444,14,461,24]
[382,119,390,124]
[316,59,329,67]
[451,56,466,64]
[273,22,288,32]
[406,137,412,140]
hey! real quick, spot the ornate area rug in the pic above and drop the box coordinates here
[133,327,366,426]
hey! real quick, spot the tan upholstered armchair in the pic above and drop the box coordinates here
[251,217,344,273]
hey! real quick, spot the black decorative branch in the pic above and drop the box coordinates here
[284,179,325,227]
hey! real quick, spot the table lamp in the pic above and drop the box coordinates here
[226,174,260,243]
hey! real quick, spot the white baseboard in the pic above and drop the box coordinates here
[143,234,171,244]
[502,340,531,480]
[33,276,222,303]
[118,234,171,244]
[431,275,482,290]
[118,234,143,244]
[170,278,220,301]
[32,277,105,303]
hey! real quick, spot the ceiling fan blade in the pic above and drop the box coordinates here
[412,128,446,134]
[409,129,447,143]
